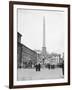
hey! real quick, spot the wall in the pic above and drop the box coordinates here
[0,0,72,90]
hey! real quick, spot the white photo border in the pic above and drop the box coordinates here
[13,4,68,86]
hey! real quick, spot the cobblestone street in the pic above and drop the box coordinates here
[17,68,63,81]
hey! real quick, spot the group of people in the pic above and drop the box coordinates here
[34,61,64,77]
[35,63,41,71]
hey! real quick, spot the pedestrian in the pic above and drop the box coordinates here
[35,63,38,71]
[48,64,50,69]
[62,61,64,76]
[38,63,41,71]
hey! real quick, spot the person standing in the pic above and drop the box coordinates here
[35,63,38,71]
[62,60,64,76]
[38,63,41,71]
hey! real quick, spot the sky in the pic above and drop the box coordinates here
[17,8,66,54]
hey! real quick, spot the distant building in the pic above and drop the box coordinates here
[59,53,64,64]
[47,53,60,65]
[17,32,37,68]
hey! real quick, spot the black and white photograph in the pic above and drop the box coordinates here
[17,9,65,80]
[9,1,70,88]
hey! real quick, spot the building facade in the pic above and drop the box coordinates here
[17,32,37,68]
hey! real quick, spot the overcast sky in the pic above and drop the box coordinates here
[17,8,65,54]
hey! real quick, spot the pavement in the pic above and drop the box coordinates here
[17,68,63,81]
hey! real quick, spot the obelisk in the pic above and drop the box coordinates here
[42,16,46,56]
[41,16,47,65]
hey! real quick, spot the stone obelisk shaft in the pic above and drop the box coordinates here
[42,16,46,57]
[43,16,45,47]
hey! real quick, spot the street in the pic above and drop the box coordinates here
[17,68,63,81]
